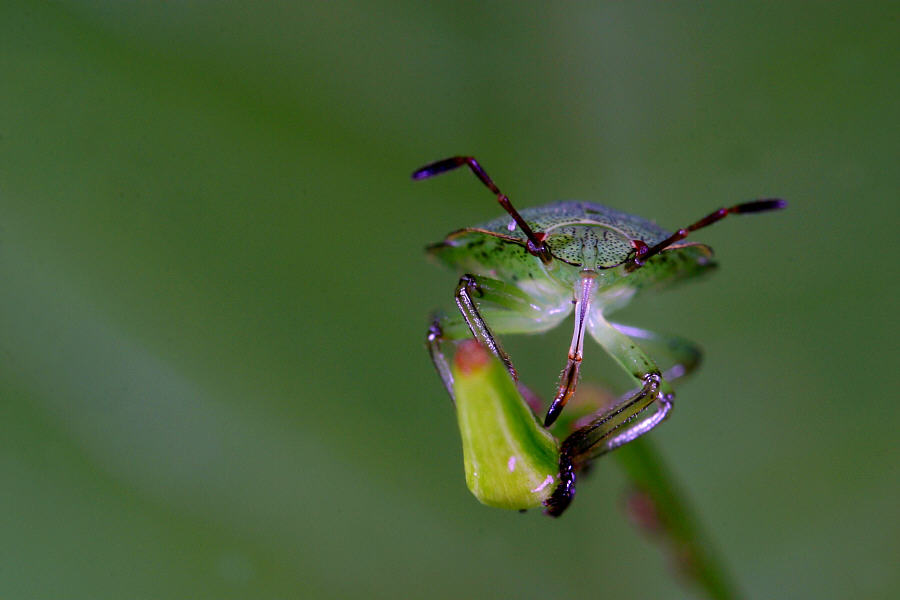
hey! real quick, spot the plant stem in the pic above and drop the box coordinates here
[614,437,742,600]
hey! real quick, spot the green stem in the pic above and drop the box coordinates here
[613,438,742,600]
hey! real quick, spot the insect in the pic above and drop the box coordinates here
[414,155,785,516]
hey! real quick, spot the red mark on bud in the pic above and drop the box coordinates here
[454,339,491,375]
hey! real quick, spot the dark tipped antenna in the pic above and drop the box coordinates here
[412,156,552,263]
[627,198,787,271]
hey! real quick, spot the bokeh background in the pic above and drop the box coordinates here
[1,2,897,598]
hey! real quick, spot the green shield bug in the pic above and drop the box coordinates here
[414,156,785,516]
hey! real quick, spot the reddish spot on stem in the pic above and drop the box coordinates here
[454,339,491,375]
[625,488,664,535]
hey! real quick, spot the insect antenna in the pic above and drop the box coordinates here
[412,156,552,263]
[627,198,787,271]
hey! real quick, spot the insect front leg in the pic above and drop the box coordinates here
[426,274,571,402]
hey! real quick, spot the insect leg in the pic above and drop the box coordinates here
[545,372,662,517]
[426,317,456,399]
[454,274,517,379]
[544,314,674,516]
[581,314,680,455]
[608,323,702,384]
[555,323,702,451]
[426,274,572,402]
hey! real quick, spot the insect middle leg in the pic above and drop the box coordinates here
[427,273,571,402]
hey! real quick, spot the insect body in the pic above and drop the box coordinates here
[415,156,785,516]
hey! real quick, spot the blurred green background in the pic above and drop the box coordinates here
[1,2,897,598]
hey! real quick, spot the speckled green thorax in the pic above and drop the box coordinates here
[477,201,673,266]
